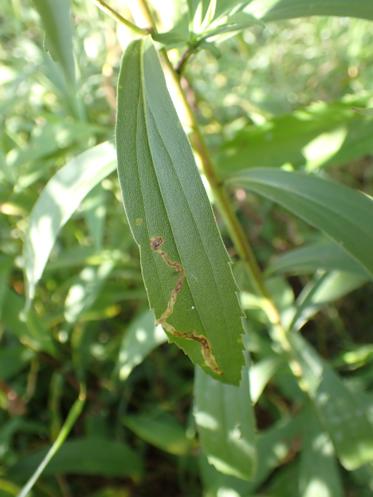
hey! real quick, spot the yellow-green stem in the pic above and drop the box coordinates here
[94,0,150,36]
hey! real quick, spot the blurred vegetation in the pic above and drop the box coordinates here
[1,1,373,496]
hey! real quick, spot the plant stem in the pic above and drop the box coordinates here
[17,386,86,497]
[94,0,150,36]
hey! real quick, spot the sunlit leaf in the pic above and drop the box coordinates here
[250,356,282,404]
[117,311,166,381]
[116,39,244,384]
[289,333,373,469]
[64,261,114,324]
[299,411,343,497]
[24,142,116,304]
[216,99,373,175]
[194,365,256,480]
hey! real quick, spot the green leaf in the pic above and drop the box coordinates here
[216,99,373,175]
[32,0,76,84]
[267,240,370,277]
[64,261,114,324]
[290,271,368,331]
[249,356,282,404]
[11,438,142,480]
[23,142,116,304]
[289,333,373,469]
[0,255,12,322]
[2,291,56,355]
[258,0,373,22]
[194,365,256,480]
[123,413,190,456]
[251,413,304,488]
[199,455,252,497]
[229,168,373,278]
[117,311,167,381]
[0,346,33,381]
[299,411,343,497]
[116,39,244,384]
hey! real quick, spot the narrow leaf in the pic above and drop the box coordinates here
[260,0,373,22]
[229,168,373,278]
[289,333,373,469]
[32,0,76,84]
[250,357,281,404]
[194,365,256,480]
[116,39,244,384]
[24,142,116,304]
[290,271,368,331]
[64,261,114,324]
[267,240,370,277]
[117,311,167,381]
[12,438,141,482]
[124,413,190,456]
[299,411,344,497]
[216,99,373,175]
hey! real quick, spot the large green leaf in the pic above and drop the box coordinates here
[258,0,373,22]
[194,365,256,480]
[23,142,116,304]
[116,39,244,384]
[32,0,76,84]
[229,169,373,278]
[289,333,373,469]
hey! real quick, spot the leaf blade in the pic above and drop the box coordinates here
[116,39,244,384]
[260,0,373,22]
[32,0,76,84]
[23,142,116,304]
[229,169,373,278]
[194,365,256,480]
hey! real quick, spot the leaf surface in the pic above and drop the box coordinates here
[289,333,373,469]
[216,99,373,175]
[124,413,190,456]
[32,0,76,83]
[259,0,373,22]
[24,142,116,304]
[267,240,370,277]
[116,40,244,384]
[299,411,343,497]
[117,311,167,381]
[11,438,142,479]
[194,365,256,479]
[229,168,373,278]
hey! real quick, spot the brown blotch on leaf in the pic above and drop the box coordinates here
[150,236,164,251]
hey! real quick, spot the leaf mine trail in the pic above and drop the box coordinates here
[150,236,223,376]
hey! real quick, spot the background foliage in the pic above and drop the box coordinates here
[1,1,373,496]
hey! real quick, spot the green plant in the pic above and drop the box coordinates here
[1,1,373,496]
